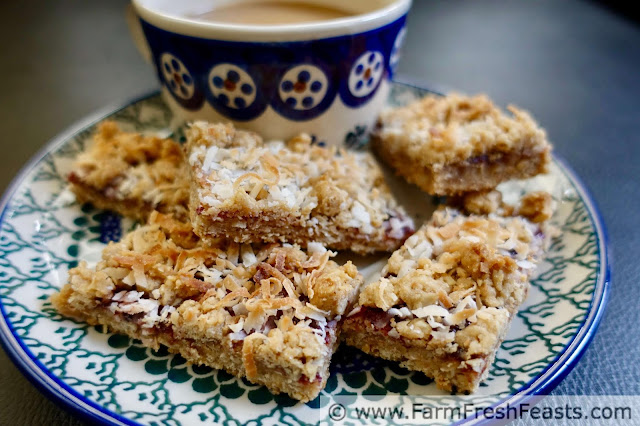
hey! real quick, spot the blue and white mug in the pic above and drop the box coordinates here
[128,0,411,147]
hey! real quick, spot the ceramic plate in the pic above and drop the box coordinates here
[0,82,609,425]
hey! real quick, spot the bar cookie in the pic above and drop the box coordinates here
[372,93,552,195]
[52,212,363,402]
[342,192,554,393]
[186,122,414,254]
[68,121,190,221]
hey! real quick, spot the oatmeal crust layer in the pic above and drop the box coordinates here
[52,212,362,402]
[372,93,552,195]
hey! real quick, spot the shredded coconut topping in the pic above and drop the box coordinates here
[185,122,414,253]
[57,212,362,382]
[375,93,551,165]
[356,194,553,354]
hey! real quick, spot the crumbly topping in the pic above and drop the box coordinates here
[516,191,555,223]
[186,121,413,240]
[60,212,361,380]
[375,93,551,165]
[452,189,555,223]
[355,195,552,355]
[68,121,190,221]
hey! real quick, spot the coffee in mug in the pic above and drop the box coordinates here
[190,1,355,25]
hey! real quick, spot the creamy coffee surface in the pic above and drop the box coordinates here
[190,1,354,25]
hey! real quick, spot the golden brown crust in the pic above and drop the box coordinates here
[51,212,363,402]
[342,306,510,393]
[67,121,190,221]
[186,122,414,253]
[373,93,552,195]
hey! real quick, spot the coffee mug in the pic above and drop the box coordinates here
[128,0,412,147]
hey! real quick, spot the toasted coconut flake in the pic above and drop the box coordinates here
[446,308,476,325]
[240,244,257,267]
[388,307,413,318]
[132,263,148,290]
[233,172,278,192]
[121,271,136,287]
[113,253,157,267]
[412,304,450,318]
[228,318,244,333]
[307,242,327,255]
[437,290,454,309]
[298,305,329,323]
[347,306,362,317]
[260,277,272,298]
[454,295,477,312]
[160,305,175,319]
[227,242,239,265]
[123,291,144,303]
[242,335,264,380]
[304,302,330,317]
[112,290,127,302]
[232,303,248,316]
[282,278,298,298]
[431,329,455,341]
[388,328,400,338]
[516,259,536,270]
[228,330,247,341]
[213,288,251,310]
[426,315,446,330]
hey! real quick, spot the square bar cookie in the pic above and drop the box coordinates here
[68,121,190,221]
[52,212,363,402]
[342,192,553,393]
[186,122,414,254]
[372,93,552,195]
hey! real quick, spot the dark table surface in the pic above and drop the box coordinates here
[1,0,638,424]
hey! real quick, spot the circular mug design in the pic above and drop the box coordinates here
[208,64,257,110]
[389,26,407,71]
[270,63,337,121]
[348,51,384,98]
[160,53,194,100]
[159,53,204,110]
[278,65,328,111]
[205,63,266,121]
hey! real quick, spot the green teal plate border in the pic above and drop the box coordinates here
[0,82,610,425]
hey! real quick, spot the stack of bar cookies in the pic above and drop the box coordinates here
[341,93,556,393]
[54,119,413,402]
[53,91,555,401]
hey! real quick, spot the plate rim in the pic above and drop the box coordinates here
[0,84,611,426]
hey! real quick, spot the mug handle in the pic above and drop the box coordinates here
[125,4,152,63]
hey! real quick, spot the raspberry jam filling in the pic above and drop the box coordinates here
[347,307,394,334]
[298,373,323,385]
[383,212,415,242]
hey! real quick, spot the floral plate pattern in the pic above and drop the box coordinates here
[0,82,609,425]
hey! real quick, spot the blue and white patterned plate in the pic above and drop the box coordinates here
[0,82,610,425]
